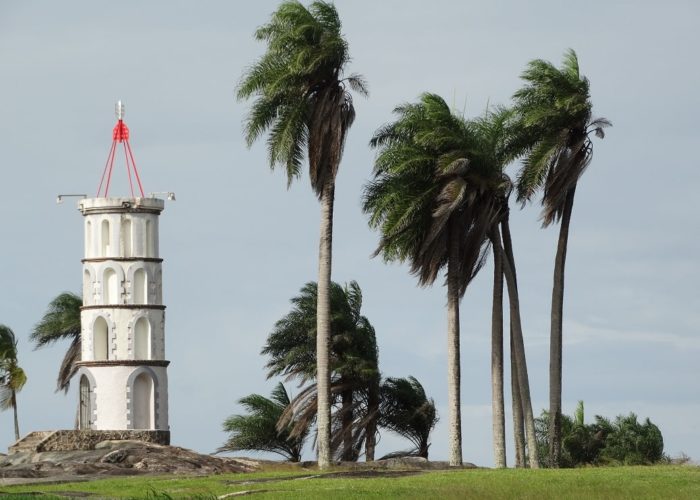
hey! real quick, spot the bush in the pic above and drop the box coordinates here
[535,402,664,467]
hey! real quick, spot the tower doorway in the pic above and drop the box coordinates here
[132,372,154,429]
[79,375,92,430]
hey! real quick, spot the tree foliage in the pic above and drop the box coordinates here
[379,376,437,459]
[0,325,27,440]
[535,402,664,467]
[237,0,367,194]
[219,382,307,462]
[363,93,504,292]
[30,292,82,393]
[262,281,380,461]
[509,49,611,225]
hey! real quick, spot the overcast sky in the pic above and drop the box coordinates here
[0,1,698,466]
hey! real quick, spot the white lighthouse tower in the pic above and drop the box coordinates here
[74,102,170,439]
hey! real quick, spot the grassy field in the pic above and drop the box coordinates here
[1,465,698,499]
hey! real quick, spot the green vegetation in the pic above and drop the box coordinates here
[535,401,665,467]
[378,376,438,459]
[0,324,27,440]
[219,382,308,462]
[3,466,699,499]
[508,50,611,466]
[224,281,437,461]
[261,281,380,461]
[237,0,367,469]
[30,291,82,393]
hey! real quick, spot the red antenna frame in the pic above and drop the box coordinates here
[96,101,145,198]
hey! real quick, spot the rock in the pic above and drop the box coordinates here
[95,439,166,450]
[100,449,128,464]
[0,444,259,485]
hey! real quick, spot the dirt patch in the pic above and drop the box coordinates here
[321,470,424,479]
[223,474,321,485]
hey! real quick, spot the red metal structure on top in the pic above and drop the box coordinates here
[96,101,145,198]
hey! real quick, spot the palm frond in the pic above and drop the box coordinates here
[238,0,365,193]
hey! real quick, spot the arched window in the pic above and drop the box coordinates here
[145,219,154,257]
[101,220,110,257]
[133,268,147,304]
[132,372,154,429]
[86,220,92,257]
[103,268,119,304]
[134,317,150,360]
[83,270,91,305]
[122,219,132,257]
[79,375,92,430]
[94,317,109,360]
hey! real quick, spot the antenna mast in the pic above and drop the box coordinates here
[96,100,145,198]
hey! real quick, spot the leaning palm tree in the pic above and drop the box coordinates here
[509,49,610,466]
[262,281,380,461]
[30,292,82,393]
[379,376,437,459]
[363,93,503,466]
[471,107,541,468]
[238,0,367,469]
[0,325,28,441]
[219,382,308,462]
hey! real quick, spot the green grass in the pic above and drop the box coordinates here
[1,465,698,499]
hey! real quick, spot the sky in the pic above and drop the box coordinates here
[0,1,698,466]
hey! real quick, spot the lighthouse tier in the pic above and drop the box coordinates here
[76,197,169,433]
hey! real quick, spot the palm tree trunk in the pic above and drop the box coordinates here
[549,185,576,467]
[510,337,526,467]
[12,390,19,441]
[316,181,335,469]
[341,387,354,461]
[365,377,379,461]
[489,230,506,469]
[446,226,463,467]
[501,217,539,468]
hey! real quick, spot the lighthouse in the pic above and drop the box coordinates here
[74,103,170,437]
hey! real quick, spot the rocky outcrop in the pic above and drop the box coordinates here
[0,440,257,484]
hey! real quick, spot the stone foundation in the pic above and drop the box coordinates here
[35,430,170,452]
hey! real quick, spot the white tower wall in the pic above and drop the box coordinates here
[76,197,169,432]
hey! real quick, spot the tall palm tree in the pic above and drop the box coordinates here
[30,292,82,393]
[379,376,437,459]
[489,219,506,468]
[363,94,503,466]
[262,281,380,461]
[0,325,28,441]
[238,1,367,469]
[510,49,610,466]
[474,107,540,468]
[219,382,308,462]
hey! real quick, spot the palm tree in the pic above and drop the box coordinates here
[363,94,503,466]
[0,325,28,441]
[30,292,82,393]
[510,49,610,466]
[238,0,367,469]
[219,382,308,462]
[262,281,380,461]
[379,376,437,459]
[474,107,540,468]
[489,219,506,468]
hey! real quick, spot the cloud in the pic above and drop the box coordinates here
[564,320,700,351]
